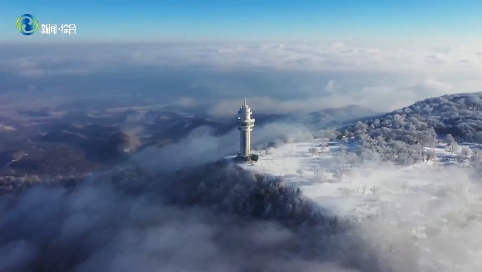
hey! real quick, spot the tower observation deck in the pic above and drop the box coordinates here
[236,99,258,162]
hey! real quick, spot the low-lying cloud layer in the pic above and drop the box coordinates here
[1,126,481,272]
[1,43,481,113]
[132,123,313,173]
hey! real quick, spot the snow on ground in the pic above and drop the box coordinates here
[235,138,482,271]
[239,139,476,219]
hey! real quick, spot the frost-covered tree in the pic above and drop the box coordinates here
[296,168,304,177]
[313,168,327,183]
[354,121,368,137]
[342,93,482,144]
[446,134,455,145]
[470,150,482,168]
[471,150,482,162]
[447,142,460,154]
[392,114,406,128]
[341,136,348,145]
[459,146,472,161]
[420,128,437,149]
[334,153,351,174]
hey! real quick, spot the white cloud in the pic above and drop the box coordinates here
[178,96,194,107]
[325,80,336,93]
[6,43,480,74]
[1,43,482,113]
[208,96,355,117]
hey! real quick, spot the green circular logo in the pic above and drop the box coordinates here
[16,14,39,35]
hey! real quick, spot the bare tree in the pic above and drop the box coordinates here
[319,144,326,153]
[296,168,304,177]
[425,150,437,161]
[370,185,378,196]
[308,147,318,156]
[333,169,343,181]
[342,186,350,198]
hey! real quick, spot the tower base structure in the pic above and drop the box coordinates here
[235,153,259,162]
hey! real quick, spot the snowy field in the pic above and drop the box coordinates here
[240,139,474,217]
[236,139,482,271]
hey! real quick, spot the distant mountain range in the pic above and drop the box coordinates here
[38,123,129,163]
[54,97,153,111]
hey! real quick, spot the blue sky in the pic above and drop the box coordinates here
[2,0,481,44]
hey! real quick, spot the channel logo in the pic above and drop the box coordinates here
[16,14,39,35]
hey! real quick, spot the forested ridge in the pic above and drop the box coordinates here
[358,92,482,143]
[311,92,482,168]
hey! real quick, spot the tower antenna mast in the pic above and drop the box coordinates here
[236,99,256,162]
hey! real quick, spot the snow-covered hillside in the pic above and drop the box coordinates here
[236,139,482,271]
[342,92,482,144]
